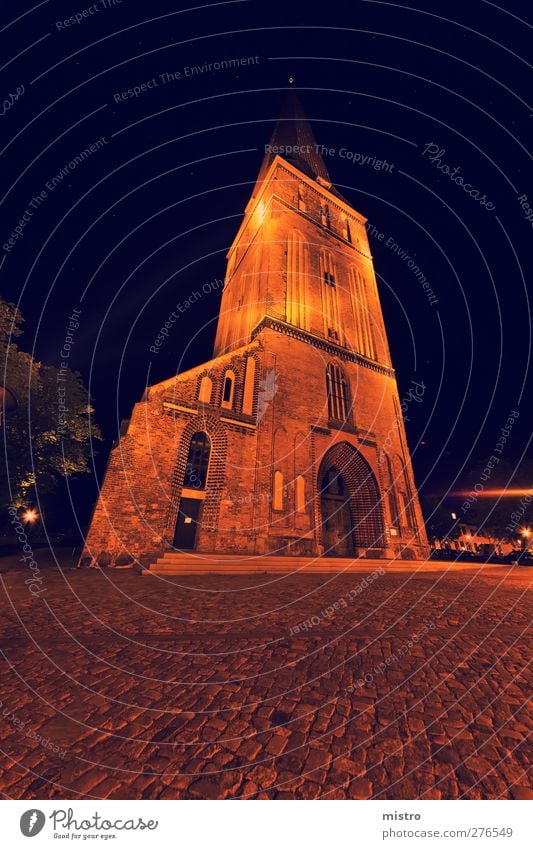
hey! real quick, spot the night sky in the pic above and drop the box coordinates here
[1,0,531,533]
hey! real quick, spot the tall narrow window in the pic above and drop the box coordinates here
[273,470,284,511]
[349,266,376,360]
[242,356,256,415]
[320,250,341,343]
[399,459,417,530]
[345,219,352,243]
[384,452,399,527]
[295,475,305,513]
[400,492,414,528]
[221,370,235,408]
[326,363,348,422]
[183,431,211,490]
[198,374,212,404]
[286,230,310,330]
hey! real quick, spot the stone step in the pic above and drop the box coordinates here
[150,552,383,564]
[142,553,493,575]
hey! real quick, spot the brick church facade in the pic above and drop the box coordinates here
[84,94,429,566]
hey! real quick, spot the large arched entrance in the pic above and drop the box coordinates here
[318,442,385,555]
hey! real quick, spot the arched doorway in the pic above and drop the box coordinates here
[173,431,211,549]
[318,442,385,555]
[320,467,354,556]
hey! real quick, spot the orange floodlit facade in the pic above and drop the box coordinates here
[84,94,429,567]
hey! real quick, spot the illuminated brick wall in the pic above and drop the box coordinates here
[84,106,428,565]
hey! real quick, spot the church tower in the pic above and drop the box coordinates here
[83,93,429,568]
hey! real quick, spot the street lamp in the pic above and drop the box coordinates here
[22,508,38,524]
[520,528,531,550]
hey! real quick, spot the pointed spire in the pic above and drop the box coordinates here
[255,91,341,197]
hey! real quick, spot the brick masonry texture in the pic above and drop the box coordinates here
[0,565,530,800]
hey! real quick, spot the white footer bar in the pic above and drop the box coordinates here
[3,799,530,848]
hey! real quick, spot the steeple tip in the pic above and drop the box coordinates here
[255,91,341,196]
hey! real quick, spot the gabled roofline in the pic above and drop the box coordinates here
[227,154,367,262]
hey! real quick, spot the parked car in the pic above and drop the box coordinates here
[507,549,533,565]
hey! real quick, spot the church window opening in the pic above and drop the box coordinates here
[296,475,305,513]
[326,363,348,422]
[273,470,284,511]
[198,374,212,404]
[345,219,352,243]
[221,371,235,408]
[320,249,342,343]
[183,431,211,490]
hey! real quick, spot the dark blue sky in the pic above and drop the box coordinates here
[1,0,531,530]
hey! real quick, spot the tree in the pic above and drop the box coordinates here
[0,295,102,509]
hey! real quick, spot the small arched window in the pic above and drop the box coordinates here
[221,370,235,409]
[273,470,284,511]
[198,374,212,404]
[183,431,211,490]
[326,363,348,422]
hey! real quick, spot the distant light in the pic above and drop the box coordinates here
[521,528,531,538]
[22,509,38,523]
[451,512,457,520]
[453,488,533,498]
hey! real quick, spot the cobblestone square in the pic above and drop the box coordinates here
[0,563,531,800]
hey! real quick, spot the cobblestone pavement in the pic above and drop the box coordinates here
[0,563,531,800]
